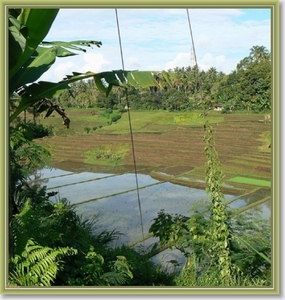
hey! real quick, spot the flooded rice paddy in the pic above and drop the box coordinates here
[31,167,271,268]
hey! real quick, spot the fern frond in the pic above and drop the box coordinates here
[9,239,77,286]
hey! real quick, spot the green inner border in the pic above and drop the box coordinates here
[1,0,280,296]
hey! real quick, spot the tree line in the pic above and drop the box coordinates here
[8,8,272,288]
[54,45,271,113]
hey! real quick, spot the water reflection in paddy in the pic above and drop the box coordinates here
[31,167,271,264]
[76,182,214,246]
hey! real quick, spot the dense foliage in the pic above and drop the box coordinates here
[9,190,174,286]
[8,8,271,288]
[54,46,271,113]
[7,8,175,287]
[149,114,271,286]
[149,208,271,286]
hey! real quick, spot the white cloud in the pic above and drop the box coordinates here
[199,53,226,72]
[196,35,211,48]
[38,52,112,82]
[165,53,192,70]
[39,60,76,82]
[165,52,236,74]
[146,64,163,71]
[81,52,111,73]
[125,57,140,70]
[40,8,270,78]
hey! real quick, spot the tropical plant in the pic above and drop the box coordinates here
[46,46,271,114]
[9,8,161,122]
[11,191,134,286]
[102,255,133,286]
[202,117,232,285]
[8,7,161,258]
[149,106,271,287]
[8,8,272,287]
[102,245,175,286]
[9,8,100,123]
[249,45,270,63]
[9,239,77,287]
[23,121,53,138]
[9,122,52,213]
[84,126,91,134]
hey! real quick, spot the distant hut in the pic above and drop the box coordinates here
[213,104,223,111]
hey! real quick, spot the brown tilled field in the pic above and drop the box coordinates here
[36,110,271,197]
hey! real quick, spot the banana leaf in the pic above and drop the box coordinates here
[10,70,159,122]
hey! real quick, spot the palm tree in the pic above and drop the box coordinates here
[236,56,252,71]
[249,45,270,63]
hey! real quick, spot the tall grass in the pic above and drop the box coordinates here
[83,143,130,166]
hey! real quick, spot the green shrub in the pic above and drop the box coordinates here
[84,126,91,134]
[149,206,271,286]
[103,245,175,286]
[100,108,113,118]
[11,193,130,286]
[99,109,121,124]
[26,121,53,138]
[83,143,129,165]
[110,111,122,123]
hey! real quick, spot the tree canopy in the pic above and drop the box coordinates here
[53,45,271,113]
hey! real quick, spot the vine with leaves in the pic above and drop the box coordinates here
[202,113,232,285]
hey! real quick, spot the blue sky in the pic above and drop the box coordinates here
[40,8,271,82]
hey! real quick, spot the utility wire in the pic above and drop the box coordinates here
[186,9,198,68]
[115,9,125,70]
[115,9,145,244]
[186,9,200,92]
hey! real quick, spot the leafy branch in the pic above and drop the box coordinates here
[9,8,160,124]
[203,118,232,285]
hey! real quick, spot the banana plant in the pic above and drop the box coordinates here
[9,8,160,123]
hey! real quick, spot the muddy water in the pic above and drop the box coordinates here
[30,166,271,269]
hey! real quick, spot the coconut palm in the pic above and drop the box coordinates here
[249,45,270,63]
